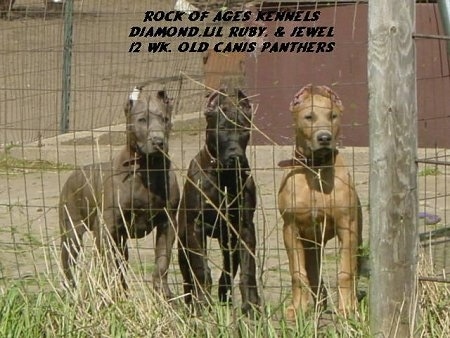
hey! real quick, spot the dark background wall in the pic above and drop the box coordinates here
[243,3,450,148]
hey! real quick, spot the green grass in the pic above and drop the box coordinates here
[418,166,441,177]
[0,151,74,174]
[1,272,447,338]
[0,284,370,338]
[1,242,447,337]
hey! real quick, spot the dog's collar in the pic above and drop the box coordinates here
[198,146,252,178]
[120,154,142,183]
[278,150,309,168]
[278,149,338,168]
[121,152,169,184]
[201,145,220,169]
[122,147,167,168]
[121,154,141,168]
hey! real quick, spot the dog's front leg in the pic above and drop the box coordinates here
[92,209,128,289]
[283,218,310,320]
[179,218,212,306]
[336,215,358,316]
[238,221,260,314]
[114,236,129,290]
[60,219,87,287]
[153,219,175,299]
[218,235,239,303]
[177,228,193,303]
[303,243,328,310]
[190,229,212,305]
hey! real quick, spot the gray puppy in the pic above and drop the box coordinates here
[59,84,179,297]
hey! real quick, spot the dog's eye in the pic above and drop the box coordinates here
[138,117,147,123]
[304,114,313,121]
[331,112,339,119]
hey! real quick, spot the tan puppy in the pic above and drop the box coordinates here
[278,85,362,320]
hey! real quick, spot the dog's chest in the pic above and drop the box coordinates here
[297,191,336,222]
[117,176,169,237]
[279,168,355,241]
[280,171,338,227]
[291,193,338,242]
[198,173,249,238]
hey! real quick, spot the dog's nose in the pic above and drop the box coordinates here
[225,154,248,169]
[152,137,164,149]
[228,154,243,162]
[316,132,332,145]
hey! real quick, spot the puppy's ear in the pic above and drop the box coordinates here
[237,89,251,109]
[236,89,253,122]
[125,86,141,116]
[205,90,220,117]
[319,85,344,113]
[157,90,173,112]
[290,84,313,112]
[157,90,169,104]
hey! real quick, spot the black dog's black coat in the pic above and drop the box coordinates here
[177,87,260,314]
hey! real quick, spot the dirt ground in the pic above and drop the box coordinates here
[2,120,450,308]
[1,119,374,305]
[1,0,449,312]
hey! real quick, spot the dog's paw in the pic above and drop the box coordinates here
[241,302,260,319]
[285,305,297,321]
[153,282,174,301]
[163,289,175,301]
[218,285,233,304]
[161,284,174,299]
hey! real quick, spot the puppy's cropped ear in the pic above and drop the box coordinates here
[125,86,141,116]
[237,89,251,110]
[205,90,220,117]
[157,90,173,112]
[157,89,168,102]
[319,85,344,113]
[290,84,313,112]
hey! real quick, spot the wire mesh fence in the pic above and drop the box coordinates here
[0,0,449,335]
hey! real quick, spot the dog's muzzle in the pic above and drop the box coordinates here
[314,131,333,148]
[151,136,165,150]
[137,136,168,155]
[224,154,248,170]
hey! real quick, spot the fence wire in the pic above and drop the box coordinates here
[0,0,448,326]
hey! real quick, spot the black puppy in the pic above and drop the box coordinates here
[178,86,260,314]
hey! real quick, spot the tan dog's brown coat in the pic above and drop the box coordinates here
[278,85,362,320]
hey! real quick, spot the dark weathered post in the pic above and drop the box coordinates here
[368,0,418,336]
[60,0,73,134]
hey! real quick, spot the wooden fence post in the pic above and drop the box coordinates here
[368,0,418,336]
[60,0,73,134]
